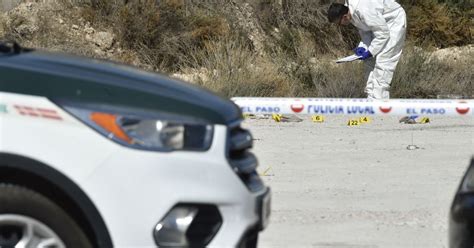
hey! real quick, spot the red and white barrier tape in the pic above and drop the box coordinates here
[231,98,474,116]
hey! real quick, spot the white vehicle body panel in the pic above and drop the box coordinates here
[0,91,265,247]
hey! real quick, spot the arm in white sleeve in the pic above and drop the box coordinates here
[360,10,390,56]
[358,30,372,49]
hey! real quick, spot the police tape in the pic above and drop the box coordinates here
[231,98,474,116]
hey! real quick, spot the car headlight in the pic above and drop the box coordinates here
[61,103,213,151]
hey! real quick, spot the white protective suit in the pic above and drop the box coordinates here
[346,0,407,99]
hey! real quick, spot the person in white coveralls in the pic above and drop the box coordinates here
[328,0,407,99]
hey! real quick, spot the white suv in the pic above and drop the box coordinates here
[0,42,270,248]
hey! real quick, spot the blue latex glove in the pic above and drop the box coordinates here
[354,47,366,56]
[359,50,372,60]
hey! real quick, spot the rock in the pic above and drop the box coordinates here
[171,73,198,83]
[284,62,298,72]
[92,31,114,50]
[231,1,267,57]
[94,49,105,56]
[72,24,79,30]
[406,145,420,150]
[58,18,64,24]
[171,67,210,83]
[84,26,95,34]
[4,3,40,38]
[14,23,36,36]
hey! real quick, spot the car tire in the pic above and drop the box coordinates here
[0,184,93,248]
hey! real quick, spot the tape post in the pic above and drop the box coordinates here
[231,98,474,116]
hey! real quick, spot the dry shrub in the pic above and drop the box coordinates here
[1,13,28,42]
[180,38,294,97]
[254,0,358,55]
[175,26,472,99]
[178,33,366,98]
[76,0,121,24]
[391,45,473,98]
[1,4,50,45]
[190,15,230,45]
[162,0,184,9]
[116,1,162,48]
[308,61,365,98]
[35,12,67,49]
[77,0,230,71]
[8,0,468,99]
[267,30,365,98]
[401,0,473,47]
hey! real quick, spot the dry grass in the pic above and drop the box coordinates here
[254,0,358,55]
[76,0,231,71]
[392,45,473,98]
[179,35,472,99]
[179,37,295,97]
[178,33,366,98]
[400,0,473,47]
[265,30,365,98]
[1,0,471,99]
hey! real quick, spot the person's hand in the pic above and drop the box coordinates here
[359,50,372,60]
[354,47,366,56]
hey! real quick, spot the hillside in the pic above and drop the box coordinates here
[0,0,472,98]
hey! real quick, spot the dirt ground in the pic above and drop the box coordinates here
[244,115,474,248]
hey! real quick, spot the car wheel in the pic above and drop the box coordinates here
[0,184,92,248]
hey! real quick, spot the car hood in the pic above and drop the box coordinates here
[0,51,241,124]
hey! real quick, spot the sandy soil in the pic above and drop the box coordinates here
[244,116,474,248]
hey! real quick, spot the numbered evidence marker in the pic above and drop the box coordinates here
[359,116,372,124]
[272,114,282,122]
[312,115,325,123]
[347,119,361,126]
[419,117,430,124]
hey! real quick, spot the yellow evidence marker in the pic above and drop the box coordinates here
[260,166,273,176]
[419,117,430,124]
[312,115,325,123]
[272,114,282,122]
[347,119,361,126]
[359,116,372,124]
[243,113,255,119]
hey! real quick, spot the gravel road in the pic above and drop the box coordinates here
[244,116,474,248]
